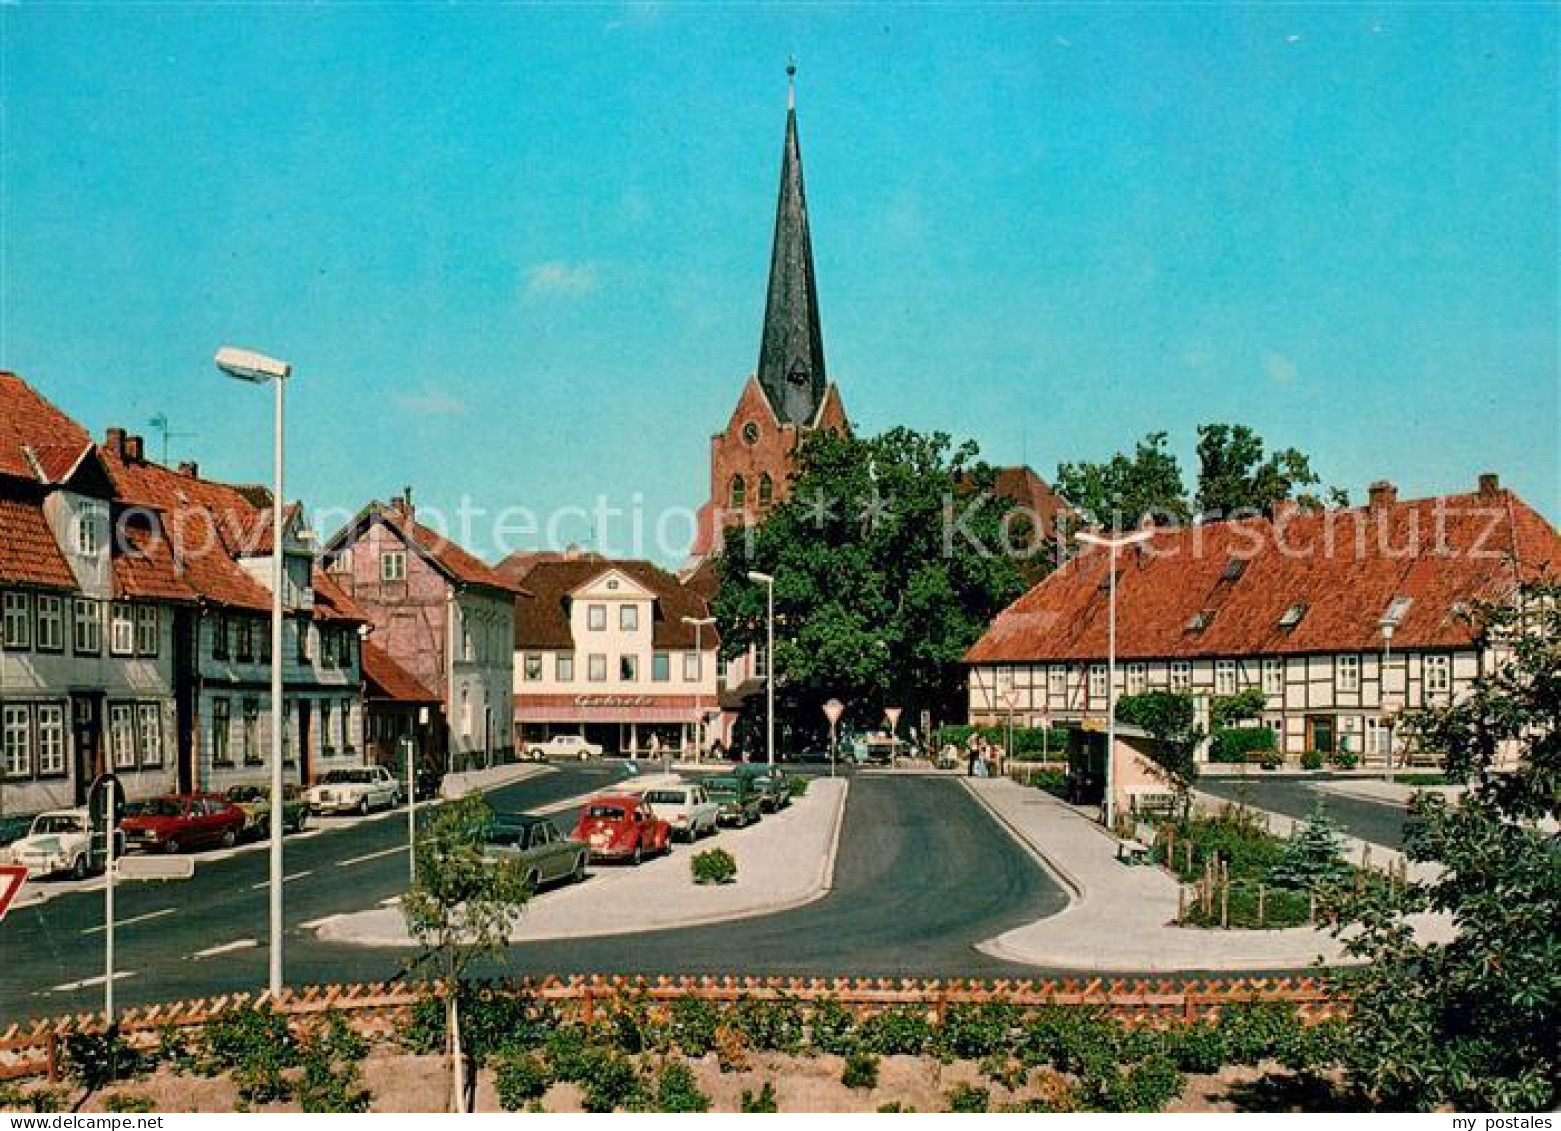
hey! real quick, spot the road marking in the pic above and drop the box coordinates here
[191,938,259,959]
[377,895,402,908]
[51,971,136,993]
[81,907,176,935]
[297,914,342,929]
[251,869,314,890]
[337,845,407,868]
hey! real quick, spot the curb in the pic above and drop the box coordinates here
[959,778,1086,904]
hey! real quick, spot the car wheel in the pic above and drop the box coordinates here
[165,838,181,855]
[257,817,271,839]
[525,869,540,893]
[293,813,307,834]
[632,844,643,866]
[570,855,586,883]
[221,828,237,849]
[70,854,89,881]
[357,797,370,817]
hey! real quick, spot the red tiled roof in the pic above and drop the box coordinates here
[362,639,439,703]
[0,372,92,484]
[0,493,76,590]
[112,517,197,603]
[965,487,1561,664]
[327,503,525,596]
[503,556,720,651]
[310,569,368,624]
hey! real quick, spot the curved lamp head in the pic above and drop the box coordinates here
[747,571,774,585]
[216,346,291,383]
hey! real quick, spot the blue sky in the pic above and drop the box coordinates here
[3,4,1556,563]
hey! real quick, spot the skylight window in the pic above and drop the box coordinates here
[1278,603,1307,629]
[1221,558,1249,582]
[1186,610,1214,633]
[1381,596,1414,627]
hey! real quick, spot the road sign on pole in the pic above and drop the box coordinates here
[823,699,845,779]
[885,707,902,768]
[0,864,26,921]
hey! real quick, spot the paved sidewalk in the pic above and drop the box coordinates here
[318,777,849,946]
[964,778,1451,973]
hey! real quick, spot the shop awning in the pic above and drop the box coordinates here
[514,693,713,725]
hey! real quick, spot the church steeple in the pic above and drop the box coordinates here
[756,63,828,426]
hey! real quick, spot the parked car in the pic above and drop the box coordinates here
[2,809,121,879]
[121,794,246,854]
[0,812,35,850]
[642,783,720,841]
[304,766,401,816]
[481,813,588,889]
[745,771,792,812]
[570,795,671,864]
[525,735,603,761]
[704,775,763,827]
[414,767,444,801]
[225,784,309,838]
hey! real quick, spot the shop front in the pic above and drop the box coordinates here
[514,693,722,758]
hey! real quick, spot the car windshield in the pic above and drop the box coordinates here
[226,787,260,802]
[585,804,628,820]
[324,770,373,784]
[706,777,739,792]
[141,798,185,818]
[644,790,686,806]
[32,815,84,835]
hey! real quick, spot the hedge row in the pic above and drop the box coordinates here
[936,725,1072,760]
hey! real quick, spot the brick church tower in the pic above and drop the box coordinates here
[691,69,848,558]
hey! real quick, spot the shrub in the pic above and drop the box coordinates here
[807,998,857,1055]
[1259,749,1284,770]
[858,1006,933,1056]
[1219,1000,1304,1066]
[935,724,1069,759]
[691,848,738,885]
[668,997,720,1057]
[0,1085,66,1113]
[102,1092,157,1113]
[1210,727,1279,764]
[1300,749,1325,771]
[63,1025,148,1093]
[494,1050,551,1110]
[294,1013,370,1114]
[1078,1055,1184,1112]
[878,1101,914,1112]
[1029,767,1069,797]
[1162,1023,1226,1074]
[541,1025,595,1084]
[787,775,809,797]
[199,1003,299,1104]
[740,1081,779,1113]
[841,1050,880,1090]
[650,1061,710,1113]
[935,1002,1020,1061]
[731,996,806,1054]
[1327,748,1358,770]
[1210,690,1268,730]
[945,1082,990,1112]
[575,1047,644,1112]
[1268,803,1349,890]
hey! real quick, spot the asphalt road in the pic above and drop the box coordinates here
[1197,774,1410,849]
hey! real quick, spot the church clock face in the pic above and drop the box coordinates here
[742,421,761,446]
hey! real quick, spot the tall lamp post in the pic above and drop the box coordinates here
[1380,620,1396,785]
[747,572,775,771]
[682,615,716,760]
[216,346,292,997]
[1075,527,1154,831]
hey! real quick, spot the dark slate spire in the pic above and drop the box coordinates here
[756,64,827,426]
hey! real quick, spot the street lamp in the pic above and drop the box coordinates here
[1380,620,1397,785]
[682,615,716,761]
[747,571,775,771]
[216,345,292,997]
[1075,527,1154,831]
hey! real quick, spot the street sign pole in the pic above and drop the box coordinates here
[405,736,417,886]
[822,699,845,779]
[103,776,116,1024]
[885,707,902,770]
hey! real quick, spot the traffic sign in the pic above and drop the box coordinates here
[822,698,845,726]
[0,864,27,921]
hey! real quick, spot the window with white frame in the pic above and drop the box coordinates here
[1365,716,1390,758]
[110,603,135,656]
[1170,661,1192,691]
[1337,654,1361,693]
[556,653,574,682]
[1088,664,1107,701]
[37,704,65,776]
[135,605,158,656]
[35,595,63,651]
[110,703,137,769]
[3,705,30,778]
[460,688,472,738]
[1425,654,1451,696]
[138,703,162,766]
[587,604,606,631]
[380,549,406,582]
[321,700,336,755]
[652,652,670,681]
[73,598,100,654]
[242,699,260,765]
[1047,665,1067,703]
[683,652,701,681]
[523,653,543,681]
[1262,658,1284,697]
[211,699,232,765]
[2,592,31,649]
[588,653,607,682]
[620,654,638,681]
[75,508,101,556]
[1215,659,1237,696]
[620,604,639,632]
[1126,662,1147,695]
[339,699,352,755]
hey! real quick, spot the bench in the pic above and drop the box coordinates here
[1116,838,1151,864]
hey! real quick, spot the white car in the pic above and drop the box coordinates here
[641,783,719,841]
[305,766,401,816]
[525,735,603,761]
[4,809,118,880]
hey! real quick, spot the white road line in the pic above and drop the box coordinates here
[191,938,259,959]
[337,845,407,868]
[81,907,176,935]
[297,914,342,929]
[251,869,314,890]
[377,895,402,908]
[51,971,136,993]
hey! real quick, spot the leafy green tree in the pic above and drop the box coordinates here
[1210,688,1268,729]
[1115,691,1202,809]
[1267,802,1348,890]
[1054,431,1190,531]
[714,427,1026,735]
[1194,423,1346,517]
[1333,582,1561,1111]
[402,793,531,1112]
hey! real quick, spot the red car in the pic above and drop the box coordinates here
[121,793,247,854]
[570,794,671,865]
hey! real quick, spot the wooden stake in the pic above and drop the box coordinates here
[1258,884,1267,927]
[1309,889,1317,926]
[1178,884,1186,923]
[1220,862,1230,930]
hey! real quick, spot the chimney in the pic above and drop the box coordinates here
[105,427,127,458]
[125,434,144,463]
[1478,472,1501,497]
[403,486,414,518]
[178,460,199,477]
[1368,480,1398,510]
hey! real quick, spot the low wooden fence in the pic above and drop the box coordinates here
[0,973,1340,1083]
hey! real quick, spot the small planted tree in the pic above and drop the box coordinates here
[1116,691,1203,814]
[1267,802,1348,890]
[402,793,531,1112]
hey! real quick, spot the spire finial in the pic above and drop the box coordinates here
[786,58,796,109]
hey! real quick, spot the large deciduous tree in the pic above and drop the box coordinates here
[1053,431,1190,531]
[1332,582,1560,1111]
[713,427,1027,741]
[1194,423,1345,518]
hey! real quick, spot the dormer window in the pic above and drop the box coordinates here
[1186,610,1214,633]
[1381,596,1413,627]
[75,508,101,556]
[1279,603,1307,629]
[1221,558,1248,582]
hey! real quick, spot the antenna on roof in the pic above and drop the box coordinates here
[148,412,199,465]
